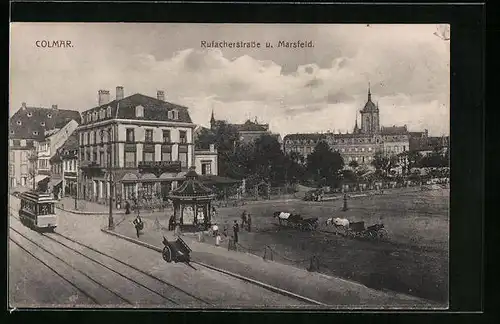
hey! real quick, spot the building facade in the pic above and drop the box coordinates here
[284,86,414,167]
[37,119,79,181]
[194,144,218,176]
[8,103,81,190]
[210,111,277,144]
[50,132,79,198]
[78,87,196,204]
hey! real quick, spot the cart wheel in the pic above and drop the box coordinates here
[162,246,173,263]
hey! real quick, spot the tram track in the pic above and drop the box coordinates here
[9,211,212,307]
[9,204,322,307]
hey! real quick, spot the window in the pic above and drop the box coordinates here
[173,110,179,120]
[47,114,52,118]
[201,162,212,175]
[355,148,358,152]
[143,152,154,162]
[99,152,104,165]
[80,151,85,161]
[40,122,45,126]
[135,105,144,118]
[17,120,22,125]
[361,147,365,152]
[126,128,135,143]
[27,112,32,117]
[123,183,136,200]
[125,151,136,168]
[163,130,171,143]
[179,131,187,144]
[145,129,153,143]
[13,139,20,146]
[33,131,38,136]
[93,151,97,162]
[142,182,155,198]
[87,133,90,145]
[167,111,173,119]
[306,147,311,154]
[107,106,112,117]
[20,140,26,147]
[368,147,372,151]
[178,145,188,167]
[10,130,14,135]
[86,150,90,161]
[403,145,406,152]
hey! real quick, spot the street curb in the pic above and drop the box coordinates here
[101,228,328,307]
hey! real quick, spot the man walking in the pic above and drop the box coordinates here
[233,220,239,244]
[241,210,247,229]
[133,214,143,238]
[247,214,252,232]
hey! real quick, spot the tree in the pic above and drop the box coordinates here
[307,141,344,187]
[348,160,359,169]
[252,134,287,185]
[371,151,398,177]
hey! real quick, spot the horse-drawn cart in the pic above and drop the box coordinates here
[274,212,318,231]
[162,236,192,264]
[346,221,388,240]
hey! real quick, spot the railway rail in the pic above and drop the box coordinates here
[9,205,323,307]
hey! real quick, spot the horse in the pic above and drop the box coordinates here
[326,217,350,234]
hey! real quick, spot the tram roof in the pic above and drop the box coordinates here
[20,191,57,203]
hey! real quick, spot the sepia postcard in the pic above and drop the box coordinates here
[9,23,450,310]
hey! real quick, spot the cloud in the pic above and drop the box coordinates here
[10,23,449,136]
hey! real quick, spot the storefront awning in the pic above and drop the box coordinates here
[35,175,49,183]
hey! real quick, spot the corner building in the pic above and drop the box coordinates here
[78,87,196,204]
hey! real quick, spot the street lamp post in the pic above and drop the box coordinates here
[28,148,38,192]
[101,129,114,230]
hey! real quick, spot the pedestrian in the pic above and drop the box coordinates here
[212,223,219,237]
[247,214,252,232]
[215,233,221,247]
[125,201,131,215]
[168,215,175,231]
[223,223,228,237]
[241,210,247,228]
[233,220,239,243]
[133,215,143,238]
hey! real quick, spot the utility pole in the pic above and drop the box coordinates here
[28,148,38,192]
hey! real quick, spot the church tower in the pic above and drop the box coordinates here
[210,108,216,130]
[360,83,380,134]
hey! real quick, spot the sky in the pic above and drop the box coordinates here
[10,23,450,136]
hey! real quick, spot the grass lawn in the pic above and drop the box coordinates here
[212,188,449,304]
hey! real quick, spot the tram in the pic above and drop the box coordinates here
[18,191,57,232]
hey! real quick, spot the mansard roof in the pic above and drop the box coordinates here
[9,105,81,141]
[381,125,408,135]
[81,93,193,125]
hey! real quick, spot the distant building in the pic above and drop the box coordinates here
[194,144,218,176]
[409,130,449,156]
[8,103,81,190]
[210,110,279,144]
[284,85,414,167]
[78,87,196,204]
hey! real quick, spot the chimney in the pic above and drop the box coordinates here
[209,144,215,152]
[98,90,110,106]
[116,86,124,100]
[52,104,58,110]
[157,90,165,101]
[21,102,26,109]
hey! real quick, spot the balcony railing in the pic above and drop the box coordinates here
[138,161,182,175]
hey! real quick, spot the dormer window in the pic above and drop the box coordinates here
[27,112,32,117]
[173,110,179,120]
[47,114,52,118]
[135,105,144,118]
[10,130,14,135]
[107,106,112,117]
[40,122,45,126]
[16,120,22,125]
[33,131,38,135]
[167,111,173,119]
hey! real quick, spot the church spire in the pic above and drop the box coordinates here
[353,115,360,134]
[368,82,372,101]
[210,106,216,129]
